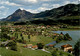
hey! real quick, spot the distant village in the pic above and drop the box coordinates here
[0,24,74,55]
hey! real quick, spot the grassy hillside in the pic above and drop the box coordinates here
[0,43,52,56]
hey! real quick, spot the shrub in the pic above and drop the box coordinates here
[74,39,80,56]
[17,39,23,43]
[22,40,27,44]
[0,44,5,47]
[51,49,73,56]
[7,41,17,51]
[37,43,44,49]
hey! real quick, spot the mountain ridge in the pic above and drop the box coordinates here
[1,3,80,21]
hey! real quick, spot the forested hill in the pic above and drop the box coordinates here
[1,4,80,25]
[34,4,80,18]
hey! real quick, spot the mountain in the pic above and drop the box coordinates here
[34,4,80,19]
[2,9,34,21]
[1,4,80,21]
[31,4,80,25]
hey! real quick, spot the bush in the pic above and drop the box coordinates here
[52,51,57,56]
[22,40,27,44]
[51,49,73,56]
[7,41,17,51]
[0,44,5,47]
[64,33,72,40]
[0,33,10,40]
[37,43,44,49]
[74,39,80,56]
[1,38,7,42]
[17,39,23,43]
[10,45,17,51]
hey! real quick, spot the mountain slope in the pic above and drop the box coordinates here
[34,4,80,19]
[1,4,80,21]
[2,9,34,21]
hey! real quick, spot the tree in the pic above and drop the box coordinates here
[28,35,30,39]
[15,33,18,39]
[28,34,31,42]
[74,39,80,56]
[37,43,44,49]
[20,33,24,40]
[1,27,10,33]
[64,35,68,40]
[52,49,73,56]
[56,36,62,43]
[17,39,23,43]
[65,33,71,38]
[64,33,72,40]
[60,32,63,35]
[7,41,17,51]
[0,33,10,41]
[52,50,57,56]
[15,28,19,32]
[22,36,24,41]
[20,33,22,37]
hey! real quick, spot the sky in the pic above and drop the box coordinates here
[0,0,79,19]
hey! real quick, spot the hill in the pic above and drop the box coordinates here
[2,9,34,21]
[1,4,80,25]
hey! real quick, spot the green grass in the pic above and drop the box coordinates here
[17,43,52,56]
[57,28,80,31]
[47,48,73,56]
[10,32,54,45]
[22,35,53,45]
[0,47,22,56]
[0,43,52,56]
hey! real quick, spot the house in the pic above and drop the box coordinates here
[53,33,58,36]
[61,44,73,53]
[48,45,54,47]
[27,44,33,48]
[6,47,9,49]
[32,45,38,50]
[46,25,50,28]
[23,46,27,48]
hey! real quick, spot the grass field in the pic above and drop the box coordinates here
[10,32,54,45]
[0,43,52,56]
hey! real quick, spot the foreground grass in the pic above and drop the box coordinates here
[0,43,52,56]
[0,47,22,56]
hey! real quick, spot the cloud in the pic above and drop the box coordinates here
[19,7,38,13]
[0,6,5,9]
[42,4,49,7]
[52,4,60,8]
[63,1,71,5]
[0,6,9,19]
[25,0,37,3]
[7,0,55,6]
[26,9,38,13]
[40,0,51,2]
[0,1,22,6]
[20,6,51,13]
[71,0,78,4]
[63,0,78,5]
[37,7,51,11]
[9,0,38,6]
